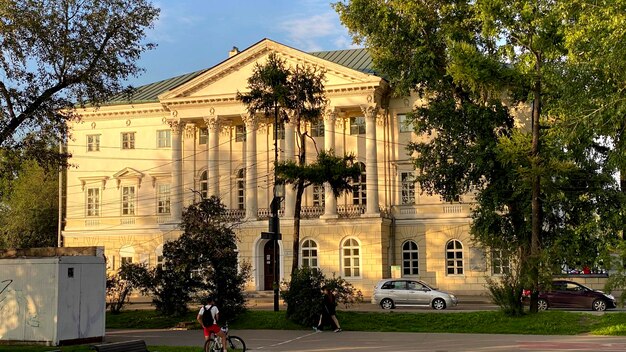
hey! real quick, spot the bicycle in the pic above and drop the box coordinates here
[204,323,246,352]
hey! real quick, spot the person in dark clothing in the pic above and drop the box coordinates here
[314,286,342,332]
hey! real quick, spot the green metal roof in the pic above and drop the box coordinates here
[309,48,375,74]
[107,48,375,106]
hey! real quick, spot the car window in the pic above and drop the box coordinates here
[381,281,407,290]
[408,281,426,290]
[565,282,582,291]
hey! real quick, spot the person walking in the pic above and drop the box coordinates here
[315,286,342,332]
[197,296,227,352]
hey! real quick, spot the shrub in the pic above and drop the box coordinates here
[486,273,524,317]
[106,262,151,314]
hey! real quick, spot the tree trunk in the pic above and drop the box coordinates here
[291,127,307,275]
[529,57,542,314]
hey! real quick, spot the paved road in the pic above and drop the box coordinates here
[106,328,626,351]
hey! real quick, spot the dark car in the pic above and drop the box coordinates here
[523,280,616,311]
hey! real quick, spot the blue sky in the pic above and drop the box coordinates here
[133,0,359,86]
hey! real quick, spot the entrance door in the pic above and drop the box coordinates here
[263,240,279,290]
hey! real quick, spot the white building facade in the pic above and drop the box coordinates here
[62,39,498,296]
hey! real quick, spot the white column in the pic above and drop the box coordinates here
[321,108,338,219]
[243,114,258,220]
[362,104,380,216]
[169,120,184,222]
[283,115,296,218]
[204,115,220,197]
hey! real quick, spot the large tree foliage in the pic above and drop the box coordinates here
[238,54,361,275]
[335,0,625,313]
[0,158,59,248]
[151,196,250,319]
[0,0,159,160]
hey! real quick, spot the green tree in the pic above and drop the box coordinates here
[335,0,625,313]
[0,159,59,248]
[0,0,159,159]
[151,196,250,320]
[106,262,152,314]
[238,53,361,275]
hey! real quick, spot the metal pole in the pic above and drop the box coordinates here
[273,105,280,312]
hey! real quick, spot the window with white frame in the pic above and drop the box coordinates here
[120,245,134,265]
[235,125,246,142]
[349,116,366,135]
[87,134,100,152]
[446,240,464,275]
[313,184,325,207]
[200,170,208,199]
[121,185,136,215]
[342,238,361,277]
[86,187,100,216]
[311,120,325,137]
[398,114,412,133]
[301,239,318,268]
[402,240,419,275]
[121,132,135,149]
[352,162,366,205]
[157,184,171,214]
[401,172,416,205]
[273,122,285,140]
[157,129,171,148]
[492,249,511,275]
[155,244,164,270]
[236,168,245,210]
[199,128,208,145]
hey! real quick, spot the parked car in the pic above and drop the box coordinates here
[371,279,458,310]
[522,280,616,311]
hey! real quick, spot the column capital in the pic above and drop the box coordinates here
[167,120,184,134]
[184,123,196,138]
[360,104,379,119]
[285,112,298,126]
[203,115,220,132]
[242,113,258,129]
[324,108,338,123]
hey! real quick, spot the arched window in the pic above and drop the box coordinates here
[402,240,419,275]
[341,238,361,277]
[446,240,464,275]
[119,245,135,266]
[301,239,318,268]
[200,170,208,199]
[236,168,245,210]
[352,162,366,205]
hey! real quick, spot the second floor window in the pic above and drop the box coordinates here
[398,114,413,132]
[86,187,100,216]
[87,134,100,152]
[199,128,208,145]
[350,117,366,135]
[274,122,285,140]
[121,186,136,215]
[157,130,171,148]
[157,184,171,214]
[236,168,245,210]
[401,172,416,205]
[313,184,325,207]
[235,125,246,142]
[352,162,366,205]
[122,132,135,149]
[311,120,324,137]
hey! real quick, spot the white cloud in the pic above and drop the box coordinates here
[279,11,348,51]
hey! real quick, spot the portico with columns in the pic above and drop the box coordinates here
[62,39,490,297]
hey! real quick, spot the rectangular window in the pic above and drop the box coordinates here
[87,134,100,152]
[313,184,325,207]
[157,129,171,148]
[350,117,366,135]
[199,128,208,145]
[492,250,511,275]
[398,114,412,133]
[121,186,136,215]
[121,256,133,265]
[273,123,285,140]
[311,120,325,137]
[121,132,135,149]
[157,184,171,214]
[235,125,246,142]
[401,172,416,205]
[86,187,100,216]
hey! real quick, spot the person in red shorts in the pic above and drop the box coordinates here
[197,296,227,352]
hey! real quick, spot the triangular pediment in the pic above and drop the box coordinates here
[112,167,144,179]
[158,39,383,102]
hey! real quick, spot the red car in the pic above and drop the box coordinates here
[522,280,616,311]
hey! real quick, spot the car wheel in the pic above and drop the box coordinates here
[432,298,446,310]
[537,298,548,311]
[380,298,395,310]
[592,299,607,312]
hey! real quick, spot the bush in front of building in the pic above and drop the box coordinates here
[106,262,152,314]
[486,273,525,317]
[281,267,363,326]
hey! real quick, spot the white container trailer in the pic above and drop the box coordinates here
[0,250,105,346]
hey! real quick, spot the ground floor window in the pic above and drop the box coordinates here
[402,240,419,275]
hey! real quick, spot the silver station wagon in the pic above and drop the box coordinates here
[371,279,458,310]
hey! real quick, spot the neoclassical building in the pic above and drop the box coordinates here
[62,39,499,296]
